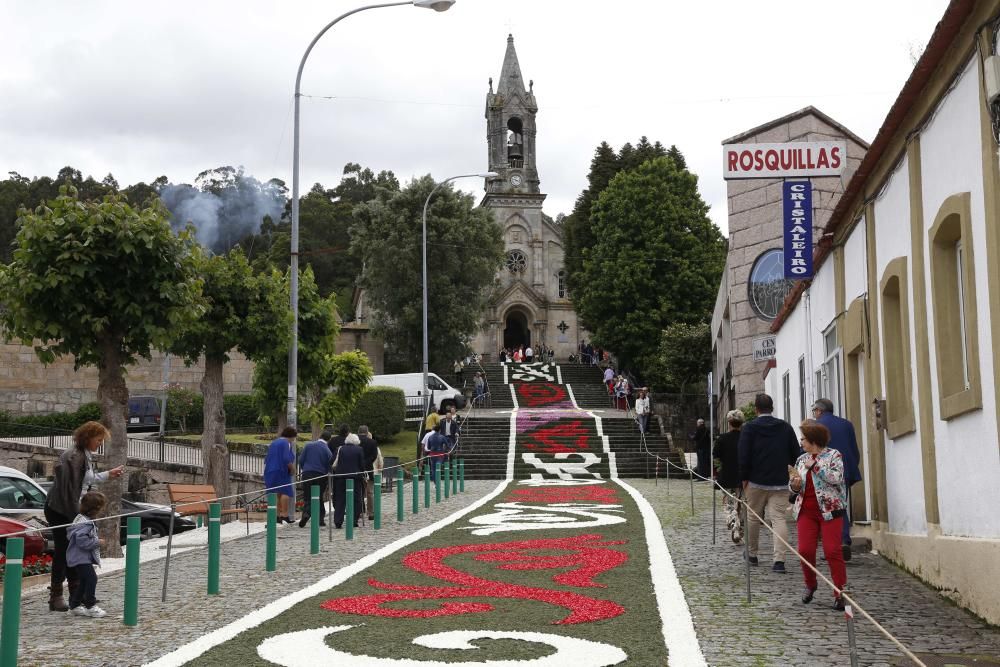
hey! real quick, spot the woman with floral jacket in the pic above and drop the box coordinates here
[789,419,848,610]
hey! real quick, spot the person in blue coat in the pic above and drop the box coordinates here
[264,427,297,524]
[812,398,862,560]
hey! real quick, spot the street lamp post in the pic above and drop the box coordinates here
[287,0,456,428]
[421,172,497,412]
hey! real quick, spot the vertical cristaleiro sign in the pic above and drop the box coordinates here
[783,181,813,278]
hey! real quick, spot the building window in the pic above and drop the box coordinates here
[880,257,915,437]
[798,356,806,422]
[821,323,842,415]
[929,192,981,419]
[747,249,795,321]
[557,270,566,298]
[505,250,527,275]
[782,372,791,422]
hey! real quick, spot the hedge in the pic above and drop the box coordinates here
[347,386,406,439]
[0,402,102,436]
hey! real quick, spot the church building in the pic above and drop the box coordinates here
[471,35,581,360]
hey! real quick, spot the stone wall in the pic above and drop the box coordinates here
[0,439,264,505]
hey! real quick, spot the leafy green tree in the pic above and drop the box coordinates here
[314,350,374,433]
[647,322,713,393]
[252,266,340,430]
[350,175,504,371]
[574,156,725,373]
[171,249,289,500]
[0,186,203,555]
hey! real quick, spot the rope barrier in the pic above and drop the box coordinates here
[631,423,928,667]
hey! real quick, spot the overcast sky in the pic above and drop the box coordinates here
[0,0,949,236]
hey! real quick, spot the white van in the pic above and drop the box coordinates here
[371,373,466,412]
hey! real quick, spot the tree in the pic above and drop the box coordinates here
[350,175,504,371]
[0,186,203,556]
[573,156,726,373]
[252,266,340,432]
[316,350,374,430]
[171,249,289,501]
[648,322,712,393]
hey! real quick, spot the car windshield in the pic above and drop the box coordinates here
[0,477,47,510]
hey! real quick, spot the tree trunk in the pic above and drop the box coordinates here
[201,355,231,514]
[97,341,129,558]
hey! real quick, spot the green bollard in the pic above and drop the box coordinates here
[124,516,140,626]
[346,479,355,541]
[424,465,431,508]
[460,458,465,493]
[435,463,441,503]
[396,468,404,522]
[373,473,382,530]
[266,493,277,572]
[451,458,458,496]
[197,515,203,529]
[207,503,221,595]
[443,461,450,499]
[0,538,23,666]
[310,485,320,555]
[412,468,419,514]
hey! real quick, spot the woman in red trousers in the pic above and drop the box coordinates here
[790,419,848,610]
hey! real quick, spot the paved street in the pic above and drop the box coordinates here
[631,479,1000,667]
[11,480,495,667]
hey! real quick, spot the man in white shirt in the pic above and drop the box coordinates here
[525,345,534,363]
[634,388,650,434]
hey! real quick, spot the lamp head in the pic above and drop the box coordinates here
[479,171,499,179]
[413,0,456,11]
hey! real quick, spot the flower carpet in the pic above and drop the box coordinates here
[148,363,704,666]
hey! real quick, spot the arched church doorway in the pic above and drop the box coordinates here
[503,310,531,350]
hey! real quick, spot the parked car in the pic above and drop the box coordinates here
[371,373,466,411]
[3,468,196,545]
[0,516,47,557]
[127,395,162,431]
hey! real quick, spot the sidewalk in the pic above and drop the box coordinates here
[10,481,495,667]
[631,479,1000,666]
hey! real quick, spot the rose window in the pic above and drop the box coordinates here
[506,250,527,275]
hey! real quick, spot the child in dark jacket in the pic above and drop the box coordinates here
[66,491,106,618]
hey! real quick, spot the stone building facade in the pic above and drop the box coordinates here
[470,35,582,360]
[710,107,868,421]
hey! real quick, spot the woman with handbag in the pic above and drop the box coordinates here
[790,419,849,610]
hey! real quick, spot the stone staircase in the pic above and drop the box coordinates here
[455,416,510,480]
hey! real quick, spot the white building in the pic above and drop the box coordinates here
[769,0,1000,624]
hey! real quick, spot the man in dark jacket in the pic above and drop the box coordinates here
[331,433,365,529]
[298,430,334,528]
[813,398,862,559]
[694,419,710,477]
[357,425,379,521]
[738,393,799,573]
[327,424,350,460]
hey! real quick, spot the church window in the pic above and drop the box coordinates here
[506,250,527,275]
[557,270,566,298]
[507,117,524,167]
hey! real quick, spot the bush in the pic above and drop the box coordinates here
[223,394,258,428]
[0,402,106,436]
[348,386,406,439]
[166,386,203,432]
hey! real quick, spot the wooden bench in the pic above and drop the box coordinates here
[167,483,250,535]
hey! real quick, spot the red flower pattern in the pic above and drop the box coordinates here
[321,534,628,625]
[515,383,570,408]
[522,420,591,454]
[509,486,619,504]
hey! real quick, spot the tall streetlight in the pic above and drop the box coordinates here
[421,172,497,410]
[287,0,457,428]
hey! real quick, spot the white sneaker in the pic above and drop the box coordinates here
[83,605,107,618]
[71,606,88,617]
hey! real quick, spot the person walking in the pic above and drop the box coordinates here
[43,420,124,612]
[327,424,349,460]
[473,372,486,402]
[614,376,630,411]
[738,393,799,573]
[66,491,108,618]
[694,418,710,478]
[331,434,365,529]
[525,345,534,363]
[264,427,297,523]
[603,366,615,395]
[714,410,744,493]
[423,423,450,483]
[297,430,333,528]
[790,419,849,609]
[812,398,862,561]
[634,388,651,434]
[358,425,379,521]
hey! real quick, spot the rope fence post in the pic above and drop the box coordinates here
[424,465,431,508]
[310,485,320,555]
[459,458,465,493]
[846,605,860,667]
[207,502,221,595]
[160,503,176,603]
[124,516,140,626]
[435,463,441,504]
[327,474,333,543]
[346,479,355,540]
[451,457,458,496]
[0,538,23,667]
[374,473,382,530]
[412,468,419,514]
[689,466,695,513]
[266,493,277,571]
[443,460,450,499]
[396,468,404,522]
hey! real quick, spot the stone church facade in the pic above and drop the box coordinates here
[471,35,581,361]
